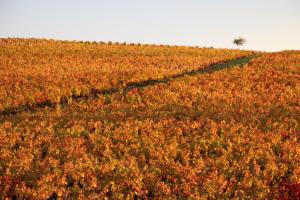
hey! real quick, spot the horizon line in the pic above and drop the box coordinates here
[2,36,299,53]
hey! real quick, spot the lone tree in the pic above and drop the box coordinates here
[233,37,246,48]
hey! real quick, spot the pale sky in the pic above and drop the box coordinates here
[0,0,299,51]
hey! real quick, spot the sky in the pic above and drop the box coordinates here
[0,0,299,52]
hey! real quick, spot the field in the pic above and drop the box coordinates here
[0,39,299,199]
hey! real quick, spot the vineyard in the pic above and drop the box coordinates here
[0,39,299,199]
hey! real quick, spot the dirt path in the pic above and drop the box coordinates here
[0,54,259,117]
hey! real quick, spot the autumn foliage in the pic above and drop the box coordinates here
[0,39,299,199]
[0,38,252,113]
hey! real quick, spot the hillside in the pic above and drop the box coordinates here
[0,39,299,199]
